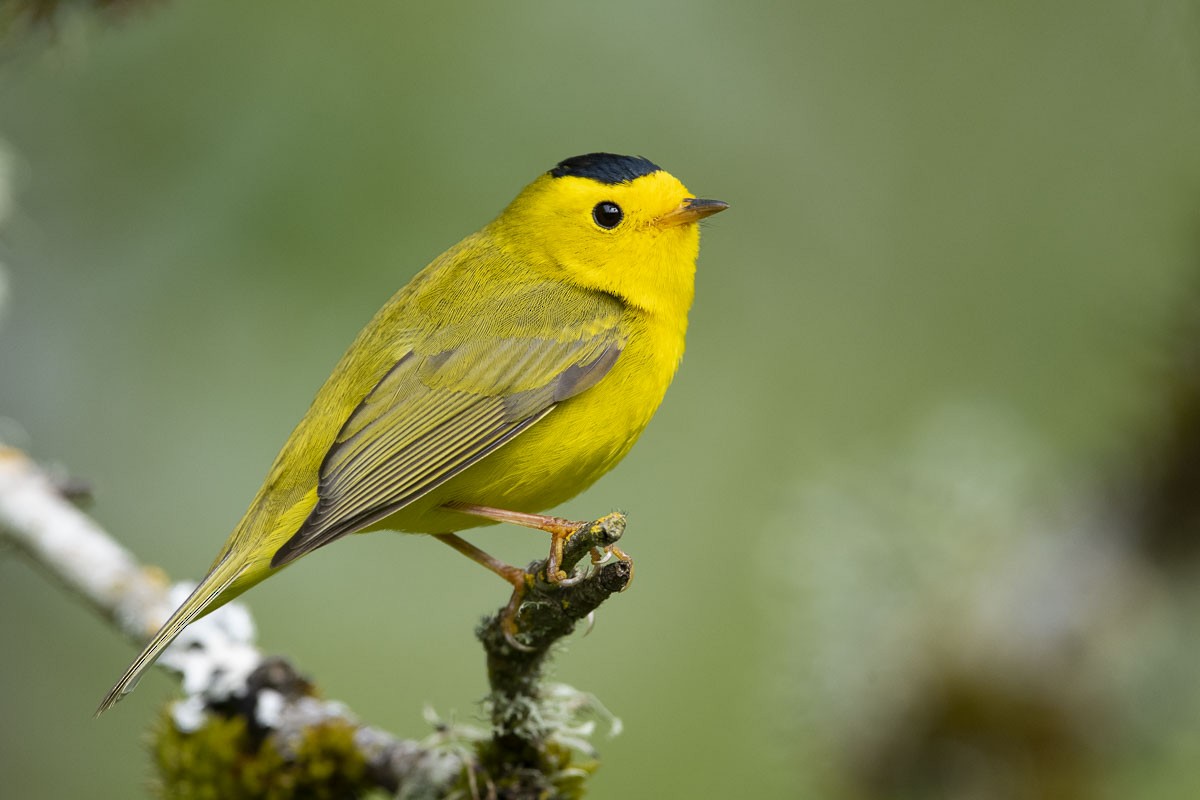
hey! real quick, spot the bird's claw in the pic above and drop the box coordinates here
[545,512,625,584]
[499,582,535,653]
[552,569,585,587]
[496,512,633,649]
[589,543,634,590]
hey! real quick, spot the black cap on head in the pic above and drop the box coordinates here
[550,153,662,185]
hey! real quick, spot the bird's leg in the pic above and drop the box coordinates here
[433,533,532,651]
[444,502,591,585]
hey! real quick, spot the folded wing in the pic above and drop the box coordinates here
[271,329,622,567]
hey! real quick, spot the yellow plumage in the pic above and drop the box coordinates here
[98,153,726,713]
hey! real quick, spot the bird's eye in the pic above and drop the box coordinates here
[592,201,623,229]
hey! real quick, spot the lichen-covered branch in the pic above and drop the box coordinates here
[0,446,171,643]
[477,516,631,797]
[0,446,626,798]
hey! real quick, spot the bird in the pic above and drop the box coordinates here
[97,152,727,714]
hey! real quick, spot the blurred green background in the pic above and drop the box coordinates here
[3,1,1200,798]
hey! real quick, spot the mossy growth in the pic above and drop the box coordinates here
[151,704,377,800]
[468,738,598,800]
[541,739,599,800]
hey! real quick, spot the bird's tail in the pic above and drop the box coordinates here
[95,553,247,716]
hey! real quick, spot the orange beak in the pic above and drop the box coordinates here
[656,197,730,228]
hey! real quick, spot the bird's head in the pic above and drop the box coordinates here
[492,153,727,315]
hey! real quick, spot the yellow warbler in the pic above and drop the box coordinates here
[98,153,726,713]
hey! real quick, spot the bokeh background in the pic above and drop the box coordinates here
[3,1,1200,797]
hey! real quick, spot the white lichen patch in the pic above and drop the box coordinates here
[159,582,259,708]
[255,688,285,729]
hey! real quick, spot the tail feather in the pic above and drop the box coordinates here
[95,557,244,716]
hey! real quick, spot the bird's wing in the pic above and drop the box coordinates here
[270,325,623,567]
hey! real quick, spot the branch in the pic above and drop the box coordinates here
[478,517,631,796]
[0,446,626,798]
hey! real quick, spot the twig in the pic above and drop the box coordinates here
[0,445,169,643]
